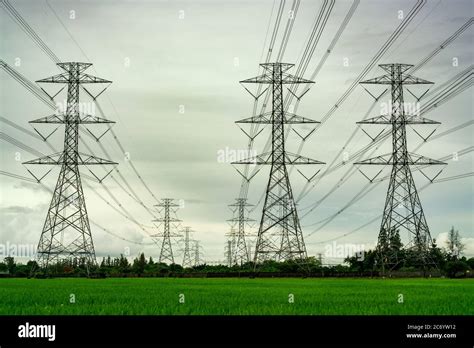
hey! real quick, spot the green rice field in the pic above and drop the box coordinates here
[0,278,472,315]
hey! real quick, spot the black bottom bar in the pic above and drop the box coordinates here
[0,315,472,346]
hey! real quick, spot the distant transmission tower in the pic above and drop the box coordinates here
[193,240,203,266]
[227,198,254,265]
[152,198,181,264]
[225,231,235,267]
[181,226,193,268]
[24,62,115,273]
[355,63,446,272]
[233,63,324,264]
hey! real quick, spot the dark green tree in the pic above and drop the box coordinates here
[388,228,403,269]
[466,257,474,270]
[4,257,16,274]
[445,260,469,278]
[118,254,130,273]
[428,239,446,270]
[132,253,146,275]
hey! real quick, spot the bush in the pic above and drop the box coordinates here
[445,260,469,278]
[466,257,474,270]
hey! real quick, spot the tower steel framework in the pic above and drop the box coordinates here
[152,198,181,264]
[193,240,203,266]
[355,63,446,272]
[181,226,193,268]
[233,63,324,264]
[225,238,233,267]
[24,62,116,273]
[227,198,254,266]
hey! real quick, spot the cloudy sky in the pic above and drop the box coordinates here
[1,0,472,263]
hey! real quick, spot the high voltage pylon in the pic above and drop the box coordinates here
[224,238,233,267]
[227,198,254,266]
[23,62,116,273]
[355,63,446,273]
[233,63,324,265]
[152,198,181,264]
[224,229,236,267]
[193,240,203,266]
[181,226,194,268]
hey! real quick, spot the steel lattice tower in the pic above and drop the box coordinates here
[193,240,203,266]
[227,198,254,265]
[355,63,446,272]
[181,226,193,268]
[24,62,116,273]
[233,63,324,264]
[225,238,233,266]
[152,198,181,264]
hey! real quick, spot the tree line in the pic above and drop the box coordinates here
[0,227,471,278]
[344,226,472,277]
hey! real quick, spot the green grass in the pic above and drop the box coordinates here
[0,278,472,315]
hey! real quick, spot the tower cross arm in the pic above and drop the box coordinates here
[36,73,70,84]
[361,74,433,85]
[240,73,314,85]
[285,152,325,165]
[355,153,447,165]
[29,114,116,124]
[408,153,446,165]
[36,72,111,84]
[80,114,116,124]
[236,112,319,124]
[239,75,273,84]
[281,73,314,85]
[22,152,63,165]
[357,114,440,124]
[79,73,112,84]
[231,152,272,165]
[78,153,117,165]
